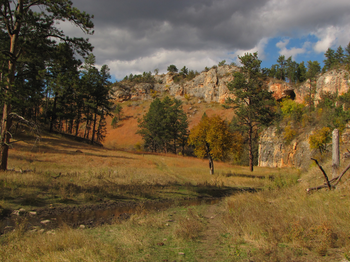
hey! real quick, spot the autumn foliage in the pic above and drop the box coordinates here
[309,127,332,154]
[188,114,242,174]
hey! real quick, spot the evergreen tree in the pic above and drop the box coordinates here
[285,56,298,84]
[81,55,112,144]
[137,96,188,153]
[297,61,307,83]
[180,66,188,76]
[305,61,321,112]
[276,55,286,80]
[227,52,276,172]
[167,65,178,73]
[345,42,350,65]
[323,48,336,72]
[0,0,94,170]
[335,46,345,65]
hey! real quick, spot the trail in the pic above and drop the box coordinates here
[196,203,226,261]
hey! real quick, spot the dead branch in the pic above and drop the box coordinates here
[334,162,350,186]
[307,156,350,192]
[10,112,41,137]
[311,158,332,190]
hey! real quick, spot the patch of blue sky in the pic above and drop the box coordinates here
[261,35,326,69]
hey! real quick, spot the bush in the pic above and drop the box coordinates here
[111,116,118,128]
[283,123,297,144]
[309,127,332,154]
[280,99,305,123]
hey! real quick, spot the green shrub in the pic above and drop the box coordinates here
[280,99,305,122]
[309,127,332,154]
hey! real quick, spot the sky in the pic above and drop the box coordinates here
[62,0,350,82]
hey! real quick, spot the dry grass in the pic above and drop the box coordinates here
[1,132,293,210]
[0,205,209,261]
[4,131,349,261]
[0,225,119,261]
[174,208,204,240]
[221,179,350,261]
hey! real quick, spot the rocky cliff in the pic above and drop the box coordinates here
[113,66,350,168]
[259,69,350,168]
[114,65,239,103]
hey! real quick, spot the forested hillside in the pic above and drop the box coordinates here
[1,0,350,171]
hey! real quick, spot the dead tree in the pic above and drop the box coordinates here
[306,154,350,192]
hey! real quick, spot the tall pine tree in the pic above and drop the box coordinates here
[227,52,276,172]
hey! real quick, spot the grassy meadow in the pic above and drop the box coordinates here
[1,132,350,261]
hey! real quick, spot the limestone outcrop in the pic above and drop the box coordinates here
[114,66,350,107]
[114,65,239,103]
[258,127,312,169]
[113,66,350,168]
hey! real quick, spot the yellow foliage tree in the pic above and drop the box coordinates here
[188,114,242,174]
[309,127,332,154]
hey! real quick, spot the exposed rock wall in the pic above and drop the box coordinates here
[258,127,312,169]
[114,65,239,103]
[315,69,350,101]
[259,69,350,168]
[113,66,350,168]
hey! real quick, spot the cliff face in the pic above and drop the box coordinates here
[259,69,350,168]
[114,65,239,103]
[258,127,312,169]
[113,66,350,168]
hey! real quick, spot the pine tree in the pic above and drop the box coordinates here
[227,52,276,172]
[345,42,350,65]
[0,0,94,170]
[276,55,286,80]
[323,48,336,72]
[306,61,321,112]
[297,61,307,83]
[137,97,188,153]
[335,46,345,65]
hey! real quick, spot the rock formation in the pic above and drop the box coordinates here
[113,66,350,168]
[114,65,239,103]
[259,69,350,168]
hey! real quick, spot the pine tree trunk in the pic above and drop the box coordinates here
[0,103,11,171]
[248,125,254,172]
[1,22,21,170]
[75,107,81,137]
[49,93,58,133]
[91,112,97,144]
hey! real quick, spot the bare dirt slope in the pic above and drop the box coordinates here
[104,98,235,150]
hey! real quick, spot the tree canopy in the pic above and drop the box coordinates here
[227,52,276,171]
[137,96,188,154]
[188,114,242,175]
[0,0,94,170]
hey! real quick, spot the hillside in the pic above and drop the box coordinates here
[105,66,350,166]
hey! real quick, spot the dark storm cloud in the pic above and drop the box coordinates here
[66,0,350,78]
[70,0,271,60]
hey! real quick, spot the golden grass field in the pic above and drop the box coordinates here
[1,131,350,261]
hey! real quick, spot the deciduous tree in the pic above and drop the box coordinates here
[188,114,241,175]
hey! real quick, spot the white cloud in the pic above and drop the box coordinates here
[230,38,269,65]
[276,39,310,58]
[313,26,341,53]
[105,49,221,80]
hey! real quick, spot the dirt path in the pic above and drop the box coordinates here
[196,203,226,261]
